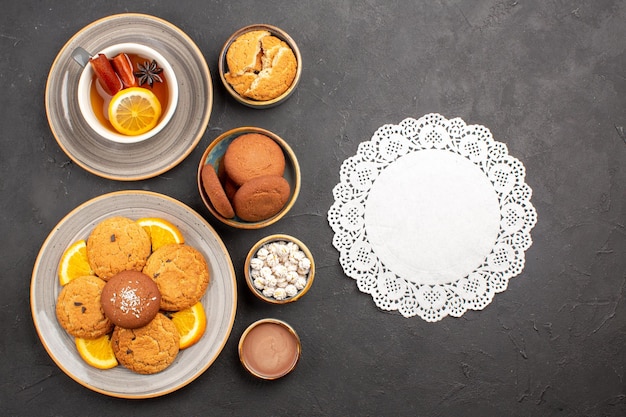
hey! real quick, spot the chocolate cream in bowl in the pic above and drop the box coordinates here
[239,319,300,379]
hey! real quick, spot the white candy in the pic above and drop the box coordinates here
[265,253,280,268]
[266,276,277,288]
[273,287,287,300]
[273,264,288,279]
[256,247,269,260]
[295,276,307,290]
[267,242,280,254]
[285,284,298,297]
[287,271,299,284]
[275,243,289,260]
[260,266,273,279]
[290,250,305,262]
[298,257,311,272]
[250,258,264,270]
[250,240,311,301]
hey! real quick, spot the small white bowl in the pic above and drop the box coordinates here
[77,42,178,144]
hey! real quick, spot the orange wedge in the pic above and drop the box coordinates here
[108,87,161,136]
[75,334,118,370]
[136,217,185,252]
[168,302,207,349]
[58,240,94,286]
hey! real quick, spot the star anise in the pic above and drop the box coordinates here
[134,59,163,88]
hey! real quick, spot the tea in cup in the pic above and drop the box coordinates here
[76,42,178,143]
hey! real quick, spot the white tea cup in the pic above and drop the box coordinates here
[76,42,178,144]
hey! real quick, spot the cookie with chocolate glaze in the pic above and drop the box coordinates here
[101,270,161,329]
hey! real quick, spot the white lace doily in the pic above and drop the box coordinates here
[328,114,537,321]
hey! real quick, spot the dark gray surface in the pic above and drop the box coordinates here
[2,1,625,416]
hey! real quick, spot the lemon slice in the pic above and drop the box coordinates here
[168,302,207,349]
[136,217,184,252]
[75,334,118,370]
[58,240,94,286]
[108,87,162,136]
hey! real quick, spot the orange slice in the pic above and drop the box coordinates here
[168,302,207,349]
[58,240,94,286]
[75,334,118,370]
[108,87,162,136]
[136,217,185,252]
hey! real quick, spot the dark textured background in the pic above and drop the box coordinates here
[1,1,625,416]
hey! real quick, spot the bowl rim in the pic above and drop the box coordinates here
[243,234,315,304]
[238,318,301,380]
[218,24,302,108]
[197,126,301,229]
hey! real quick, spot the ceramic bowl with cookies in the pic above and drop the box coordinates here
[218,24,302,108]
[197,127,301,229]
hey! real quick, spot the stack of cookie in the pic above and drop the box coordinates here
[201,132,291,222]
[55,216,209,375]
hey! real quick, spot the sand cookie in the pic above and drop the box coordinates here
[201,163,235,219]
[245,38,297,101]
[111,313,180,374]
[142,244,210,311]
[233,175,291,222]
[225,30,269,76]
[217,158,239,200]
[56,275,113,339]
[86,216,151,280]
[224,30,297,101]
[223,133,285,186]
[224,72,257,98]
[101,270,161,329]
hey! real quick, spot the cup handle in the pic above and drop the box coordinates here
[72,47,92,68]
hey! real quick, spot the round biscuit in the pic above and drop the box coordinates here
[201,163,235,219]
[223,133,285,186]
[142,244,210,311]
[111,313,179,374]
[55,275,113,339]
[232,174,291,222]
[86,216,151,280]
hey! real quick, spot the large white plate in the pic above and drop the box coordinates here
[45,13,213,180]
[30,191,237,398]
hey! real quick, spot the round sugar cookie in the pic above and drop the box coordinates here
[56,275,113,339]
[86,216,151,280]
[142,244,210,311]
[223,133,285,186]
[111,313,179,374]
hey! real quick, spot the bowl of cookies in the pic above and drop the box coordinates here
[218,24,302,108]
[244,234,315,304]
[197,127,301,229]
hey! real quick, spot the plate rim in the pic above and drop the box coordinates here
[45,13,213,181]
[30,190,237,398]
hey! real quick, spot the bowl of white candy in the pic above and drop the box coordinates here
[244,234,315,304]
